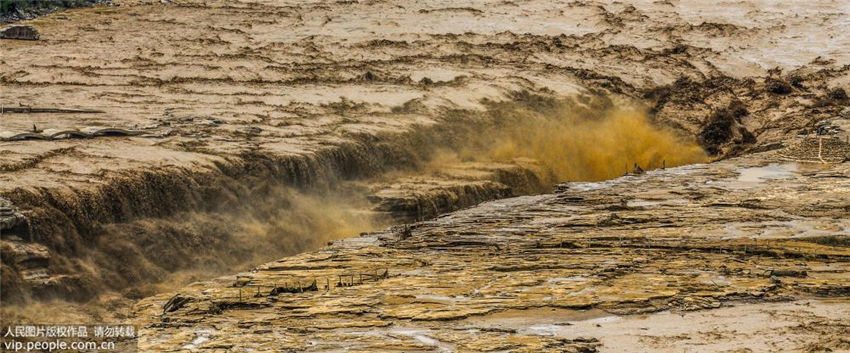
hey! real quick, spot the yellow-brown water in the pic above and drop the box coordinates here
[1,97,708,325]
[430,102,707,184]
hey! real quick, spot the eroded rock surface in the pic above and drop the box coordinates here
[135,151,850,352]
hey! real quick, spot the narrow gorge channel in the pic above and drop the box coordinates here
[0,93,706,323]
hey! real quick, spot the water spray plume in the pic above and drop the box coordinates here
[442,101,708,184]
[1,94,708,325]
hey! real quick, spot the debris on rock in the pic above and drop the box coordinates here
[162,295,193,313]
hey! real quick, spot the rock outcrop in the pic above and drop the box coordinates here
[0,25,38,40]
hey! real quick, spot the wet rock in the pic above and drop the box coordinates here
[766,269,808,278]
[699,101,754,155]
[0,197,25,236]
[1,0,114,23]
[162,294,193,313]
[788,75,805,88]
[0,25,39,40]
[2,241,50,269]
[815,121,843,136]
[765,78,793,94]
[828,87,848,101]
[361,71,376,81]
